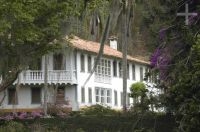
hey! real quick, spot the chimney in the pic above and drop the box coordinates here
[109,36,118,50]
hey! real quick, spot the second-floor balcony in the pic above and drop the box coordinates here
[19,70,77,84]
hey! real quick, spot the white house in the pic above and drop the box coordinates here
[0,36,152,111]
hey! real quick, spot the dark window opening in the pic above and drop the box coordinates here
[88,56,92,72]
[81,54,85,72]
[8,89,18,105]
[113,61,117,77]
[31,87,41,104]
[53,53,65,70]
[140,67,143,81]
[132,64,135,80]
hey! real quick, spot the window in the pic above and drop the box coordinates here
[127,64,130,79]
[106,90,111,103]
[88,56,92,72]
[53,53,65,70]
[95,58,111,83]
[140,67,143,81]
[31,88,41,104]
[121,92,123,106]
[81,87,85,103]
[119,62,122,77]
[132,64,135,80]
[114,90,118,106]
[95,88,100,103]
[88,88,92,103]
[8,89,18,105]
[113,61,117,77]
[145,67,149,81]
[81,54,85,72]
[95,87,111,104]
[127,93,130,106]
[101,89,105,103]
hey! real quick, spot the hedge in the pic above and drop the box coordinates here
[0,114,176,132]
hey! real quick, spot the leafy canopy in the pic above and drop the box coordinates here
[0,0,80,92]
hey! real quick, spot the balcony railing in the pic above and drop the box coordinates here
[20,70,77,84]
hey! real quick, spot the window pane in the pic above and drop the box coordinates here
[81,54,85,72]
[81,87,85,103]
[121,92,123,106]
[132,64,135,80]
[31,88,41,104]
[95,88,100,103]
[107,97,111,103]
[88,88,92,103]
[107,90,110,96]
[127,64,129,79]
[113,61,117,77]
[119,62,122,77]
[101,89,105,96]
[94,59,111,83]
[114,91,118,106]
[88,56,92,72]
[140,67,143,81]
[53,53,65,70]
[96,96,99,102]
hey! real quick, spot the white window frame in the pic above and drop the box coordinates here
[95,58,111,84]
[95,87,112,105]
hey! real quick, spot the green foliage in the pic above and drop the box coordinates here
[165,36,200,131]
[130,82,146,98]
[80,104,119,116]
[137,0,200,131]
[130,82,150,113]
[0,121,27,132]
[0,0,89,92]
[0,113,176,132]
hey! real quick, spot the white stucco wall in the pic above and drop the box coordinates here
[0,49,154,111]
[0,86,42,109]
[65,85,77,111]
[75,51,150,110]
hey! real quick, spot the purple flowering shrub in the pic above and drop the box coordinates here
[0,111,44,121]
[150,48,171,80]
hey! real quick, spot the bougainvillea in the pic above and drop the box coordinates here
[150,47,171,80]
[0,111,44,121]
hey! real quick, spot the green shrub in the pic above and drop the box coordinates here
[130,82,150,113]
[80,104,119,116]
[0,121,27,132]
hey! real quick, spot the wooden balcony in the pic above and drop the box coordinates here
[18,70,77,85]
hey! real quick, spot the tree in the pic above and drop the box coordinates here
[145,0,200,131]
[130,82,149,113]
[0,0,81,92]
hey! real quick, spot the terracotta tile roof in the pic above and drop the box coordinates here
[69,36,150,65]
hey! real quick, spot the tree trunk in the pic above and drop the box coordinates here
[44,55,48,116]
[122,1,128,112]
